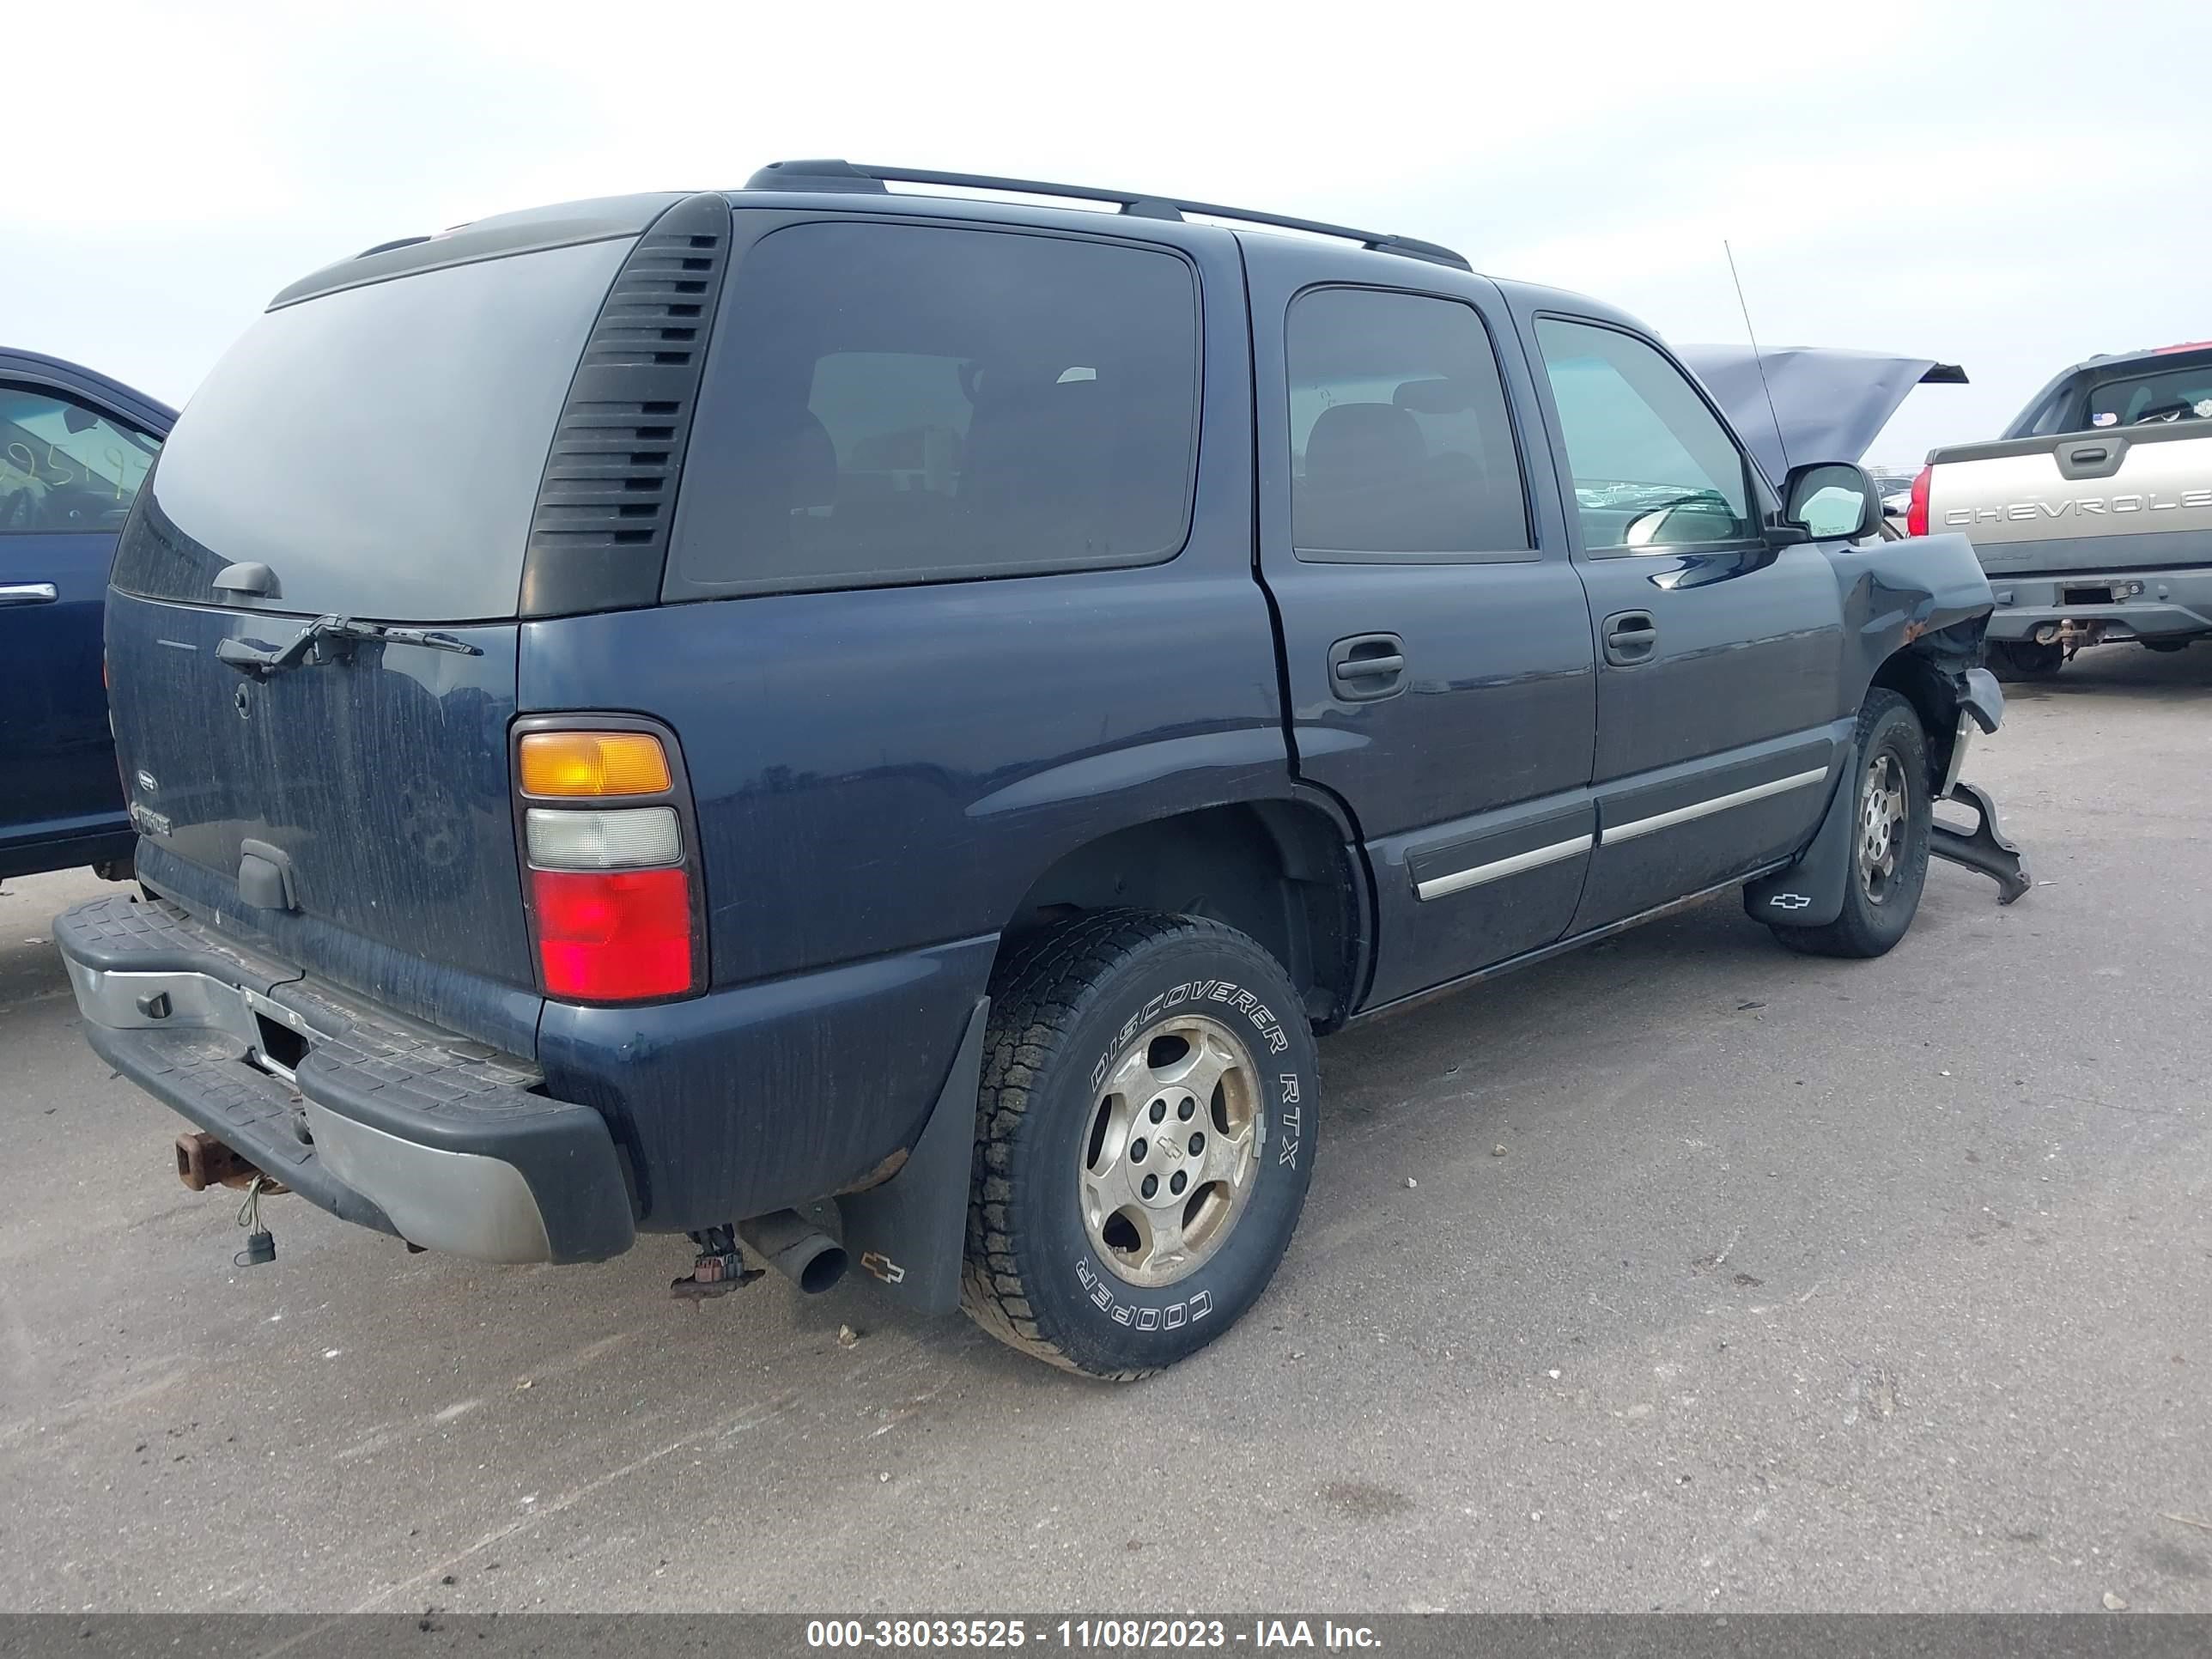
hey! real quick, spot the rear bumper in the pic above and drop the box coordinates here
[1984,565,2212,642]
[56,894,635,1264]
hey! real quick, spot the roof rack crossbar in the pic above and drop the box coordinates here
[742,160,1471,271]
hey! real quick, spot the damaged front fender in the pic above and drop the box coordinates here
[1747,532,2032,920]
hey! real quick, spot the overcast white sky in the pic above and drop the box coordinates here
[6,0,2204,468]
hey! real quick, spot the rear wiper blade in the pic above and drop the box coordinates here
[216,615,484,678]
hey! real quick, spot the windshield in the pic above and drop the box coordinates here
[117,237,629,622]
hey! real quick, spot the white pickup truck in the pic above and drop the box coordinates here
[1910,342,2212,680]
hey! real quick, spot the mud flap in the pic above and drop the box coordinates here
[836,996,988,1317]
[1744,765,1854,928]
[1930,781,2032,903]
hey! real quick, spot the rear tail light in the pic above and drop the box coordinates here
[531,868,693,1000]
[516,726,699,1002]
[1906,465,1931,538]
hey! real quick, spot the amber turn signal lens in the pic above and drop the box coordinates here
[518,731,672,798]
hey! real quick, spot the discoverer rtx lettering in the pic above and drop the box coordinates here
[1087,978,1290,1091]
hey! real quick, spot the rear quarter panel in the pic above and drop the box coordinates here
[515,220,1298,1225]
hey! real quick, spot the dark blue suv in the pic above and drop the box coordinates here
[57,163,2025,1376]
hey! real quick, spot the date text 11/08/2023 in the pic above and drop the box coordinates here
[804,1620,1383,1650]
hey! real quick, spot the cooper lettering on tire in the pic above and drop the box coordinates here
[962,910,1320,1378]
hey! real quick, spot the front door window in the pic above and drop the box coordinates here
[1536,319,1756,552]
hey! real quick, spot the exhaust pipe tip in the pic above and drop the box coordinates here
[793,1243,848,1295]
[736,1211,848,1294]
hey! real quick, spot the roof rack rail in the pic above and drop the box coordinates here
[742,159,1471,272]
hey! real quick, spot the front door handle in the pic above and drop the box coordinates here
[0,581,58,607]
[1602,609,1656,666]
[1328,633,1407,701]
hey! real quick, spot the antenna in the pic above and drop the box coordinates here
[1725,240,1792,476]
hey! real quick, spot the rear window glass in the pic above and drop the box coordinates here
[116,238,629,621]
[2085,361,2212,428]
[666,221,1200,595]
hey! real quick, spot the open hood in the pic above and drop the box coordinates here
[1677,346,1966,482]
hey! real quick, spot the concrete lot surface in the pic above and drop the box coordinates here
[2,644,2207,1613]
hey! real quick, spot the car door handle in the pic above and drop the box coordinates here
[1328,633,1407,701]
[1602,609,1656,666]
[0,582,59,606]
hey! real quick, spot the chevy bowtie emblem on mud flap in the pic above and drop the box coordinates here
[859,1250,906,1285]
[1769,892,1813,910]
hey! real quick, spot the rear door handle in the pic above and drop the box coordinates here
[0,582,58,606]
[1602,609,1656,666]
[1328,633,1407,701]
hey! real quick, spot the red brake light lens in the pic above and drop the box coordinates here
[529,867,694,1001]
[1906,465,1931,538]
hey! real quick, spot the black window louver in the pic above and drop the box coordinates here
[518,193,733,617]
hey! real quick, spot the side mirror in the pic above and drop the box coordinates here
[1781,461,1881,542]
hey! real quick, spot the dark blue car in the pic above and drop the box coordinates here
[52,166,2025,1377]
[0,349,173,882]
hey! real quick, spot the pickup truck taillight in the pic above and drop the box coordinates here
[1905,465,1931,538]
[516,727,699,1002]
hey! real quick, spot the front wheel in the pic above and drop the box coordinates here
[962,911,1318,1379]
[1771,689,1932,960]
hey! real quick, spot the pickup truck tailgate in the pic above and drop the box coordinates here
[1929,424,2212,575]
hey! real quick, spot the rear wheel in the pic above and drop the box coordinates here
[1771,690,1931,960]
[962,911,1317,1379]
[1989,640,2064,682]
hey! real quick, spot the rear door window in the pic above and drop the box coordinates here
[666,220,1200,595]
[1285,287,1529,559]
[115,237,630,621]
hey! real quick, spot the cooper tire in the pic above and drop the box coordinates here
[1989,640,2064,682]
[1771,689,1932,960]
[961,910,1318,1380]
